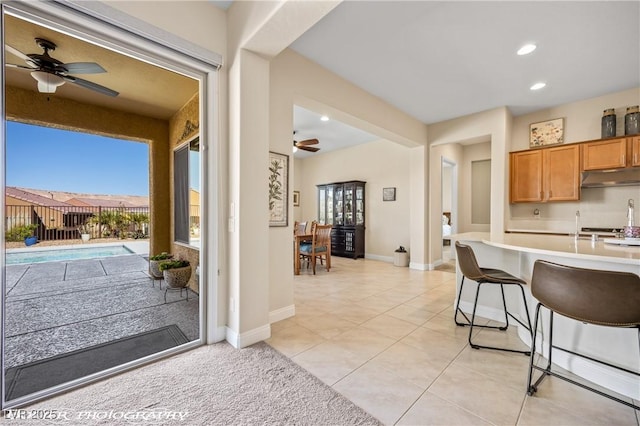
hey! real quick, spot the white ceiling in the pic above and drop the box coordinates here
[288,1,639,157]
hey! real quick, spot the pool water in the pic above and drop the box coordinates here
[6,246,134,265]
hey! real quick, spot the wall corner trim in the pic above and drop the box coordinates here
[225,324,271,349]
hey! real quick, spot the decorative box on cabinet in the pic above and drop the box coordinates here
[510,144,580,203]
[317,180,365,259]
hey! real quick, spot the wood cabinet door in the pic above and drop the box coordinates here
[631,136,640,167]
[582,138,627,170]
[544,144,580,201]
[510,150,543,203]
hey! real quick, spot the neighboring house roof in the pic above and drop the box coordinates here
[6,187,75,208]
[66,198,138,208]
[7,187,149,208]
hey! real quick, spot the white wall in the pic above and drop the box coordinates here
[297,139,411,260]
[509,87,640,231]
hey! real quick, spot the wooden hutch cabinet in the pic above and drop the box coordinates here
[317,180,365,258]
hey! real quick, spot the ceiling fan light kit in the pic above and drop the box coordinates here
[30,70,65,93]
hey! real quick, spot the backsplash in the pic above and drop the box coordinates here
[508,185,639,233]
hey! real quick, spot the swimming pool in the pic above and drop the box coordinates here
[6,246,134,265]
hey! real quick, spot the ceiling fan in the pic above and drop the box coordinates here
[5,37,119,97]
[293,131,320,153]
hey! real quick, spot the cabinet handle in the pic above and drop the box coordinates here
[635,153,638,164]
[622,154,625,165]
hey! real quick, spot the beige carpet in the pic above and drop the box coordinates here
[17,342,381,425]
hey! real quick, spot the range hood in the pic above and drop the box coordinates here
[581,168,640,188]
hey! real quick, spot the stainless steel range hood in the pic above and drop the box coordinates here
[581,168,640,188]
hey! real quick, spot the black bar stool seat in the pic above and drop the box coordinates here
[454,241,533,355]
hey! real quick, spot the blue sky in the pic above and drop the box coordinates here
[6,121,150,196]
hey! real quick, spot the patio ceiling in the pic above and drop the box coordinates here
[4,14,199,121]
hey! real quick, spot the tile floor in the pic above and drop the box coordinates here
[267,257,640,426]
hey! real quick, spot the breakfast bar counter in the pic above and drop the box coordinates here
[450,232,640,401]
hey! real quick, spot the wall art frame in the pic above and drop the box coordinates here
[268,151,289,227]
[383,187,396,201]
[529,118,564,147]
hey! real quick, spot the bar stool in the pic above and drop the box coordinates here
[454,241,532,355]
[527,260,640,410]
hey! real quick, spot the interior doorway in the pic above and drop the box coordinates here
[441,158,457,262]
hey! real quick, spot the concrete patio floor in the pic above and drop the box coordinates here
[4,248,200,370]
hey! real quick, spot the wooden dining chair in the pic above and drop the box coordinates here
[299,224,332,274]
[295,221,308,235]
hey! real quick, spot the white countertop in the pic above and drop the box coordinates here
[452,232,640,266]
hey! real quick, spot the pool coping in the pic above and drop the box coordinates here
[6,241,149,256]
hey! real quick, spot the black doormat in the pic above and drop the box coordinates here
[5,324,189,400]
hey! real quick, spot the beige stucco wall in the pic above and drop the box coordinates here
[168,93,200,291]
[6,85,170,255]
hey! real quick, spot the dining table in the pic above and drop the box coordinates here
[293,233,313,275]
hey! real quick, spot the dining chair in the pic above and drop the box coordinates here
[294,221,308,236]
[299,224,332,274]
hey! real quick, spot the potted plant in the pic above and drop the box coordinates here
[149,252,173,280]
[78,222,93,242]
[159,259,191,302]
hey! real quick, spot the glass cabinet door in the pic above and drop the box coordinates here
[344,184,354,225]
[334,185,343,225]
[326,186,334,225]
[356,185,364,225]
[318,186,326,224]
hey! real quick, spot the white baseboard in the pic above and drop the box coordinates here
[269,304,295,323]
[225,324,271,349]
[409,262,433,270]
[365,253,393,263]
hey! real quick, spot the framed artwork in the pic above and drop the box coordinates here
[293,191,300,206]
[268,151,289,227]
[529,118,564,147]
[383,187,396,201]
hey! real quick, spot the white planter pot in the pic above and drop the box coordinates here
[81,233,91,242]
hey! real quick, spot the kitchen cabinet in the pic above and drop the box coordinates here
[510,144,580,203]
[317,180,365,258]
[582,138,627,170]
[631,136,640,167]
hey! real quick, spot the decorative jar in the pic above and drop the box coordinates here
[601,108,616,138]
[625,105,639,135]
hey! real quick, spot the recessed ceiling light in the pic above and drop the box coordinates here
[530,82,546,91]
[320,115,329,122]
[517,44,537,55]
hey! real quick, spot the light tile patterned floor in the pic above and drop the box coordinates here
[267,257,640,426]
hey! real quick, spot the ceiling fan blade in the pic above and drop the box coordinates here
[5,63,34,70]
[299,145,320,152]
[5,44,36,66]
[62,62,106,74]
[296,138,319,146]
[63,75,119,97]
